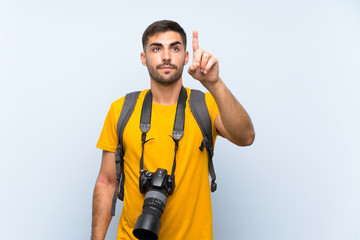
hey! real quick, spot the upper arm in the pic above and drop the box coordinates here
[96,150,117,186]
[214,114,234,142]
[215,113,255,146]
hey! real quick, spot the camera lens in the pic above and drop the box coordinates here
[133,187,168,240]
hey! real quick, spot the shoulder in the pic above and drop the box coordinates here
[110,89,148,114]
[186,87,217,108]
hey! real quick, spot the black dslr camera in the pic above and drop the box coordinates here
[133,168,175,240]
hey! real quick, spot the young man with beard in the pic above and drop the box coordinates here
[92,20,255,240]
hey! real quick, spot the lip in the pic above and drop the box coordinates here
[160,67,173,70]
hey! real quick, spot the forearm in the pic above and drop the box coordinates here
[91,181,115,240]
[204,77,255,146]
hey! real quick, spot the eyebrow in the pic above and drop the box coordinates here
[170,41,182,46]
[149,41,183,48]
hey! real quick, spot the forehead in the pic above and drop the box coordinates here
[147,31,184,46]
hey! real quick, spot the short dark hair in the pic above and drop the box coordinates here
[142,20,187,50]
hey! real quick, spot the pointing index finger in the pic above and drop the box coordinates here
[192,29,199,52]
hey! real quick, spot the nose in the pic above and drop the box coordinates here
[162,49,171,62]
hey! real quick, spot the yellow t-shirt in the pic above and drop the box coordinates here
[97,87,219,240]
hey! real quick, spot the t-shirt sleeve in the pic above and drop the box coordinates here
[96,98,125,152]
[205,92,220,142]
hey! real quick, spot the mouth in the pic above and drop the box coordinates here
[157,62,177,70]
[160,67,174,70]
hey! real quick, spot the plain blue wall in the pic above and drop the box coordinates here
[1,0,359,239]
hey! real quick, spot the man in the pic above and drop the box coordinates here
[92,20,255,240]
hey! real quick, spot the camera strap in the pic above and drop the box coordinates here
[139,86,187,180]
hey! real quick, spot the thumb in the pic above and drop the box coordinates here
[188,62,199,76]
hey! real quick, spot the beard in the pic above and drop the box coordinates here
[146,60,185,86]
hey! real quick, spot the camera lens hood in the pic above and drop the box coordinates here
[133,213,161,240]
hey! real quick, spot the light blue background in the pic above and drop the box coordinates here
[1,0,359,239]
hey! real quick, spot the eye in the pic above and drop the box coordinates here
[172,47,180,52]
[152,47,160,52]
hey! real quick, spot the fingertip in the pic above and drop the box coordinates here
[188,66,195,75]
[193,62,199,69]
[189,63,195,71]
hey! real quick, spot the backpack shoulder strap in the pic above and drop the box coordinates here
[189,89,217,192]
[111,91,140,216]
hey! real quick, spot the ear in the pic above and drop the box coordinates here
[184,51,189,65]
[140,52,147,66]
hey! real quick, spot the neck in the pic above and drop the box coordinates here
[150,79,183,105]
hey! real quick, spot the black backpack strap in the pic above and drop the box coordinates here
[111,91,140,216]
[189,90,217,192]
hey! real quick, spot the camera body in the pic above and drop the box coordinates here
[133,168,175,240]
[139,168,175,195]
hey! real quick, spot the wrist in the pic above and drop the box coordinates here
[202,76,224,95]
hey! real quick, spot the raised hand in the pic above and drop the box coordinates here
[188,30,219,86]
[187,30,255,148]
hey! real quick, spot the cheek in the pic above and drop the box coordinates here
[147,54,161,65]
[146,57,160,71]
[145,57,154,67]
[179,53,189,65]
